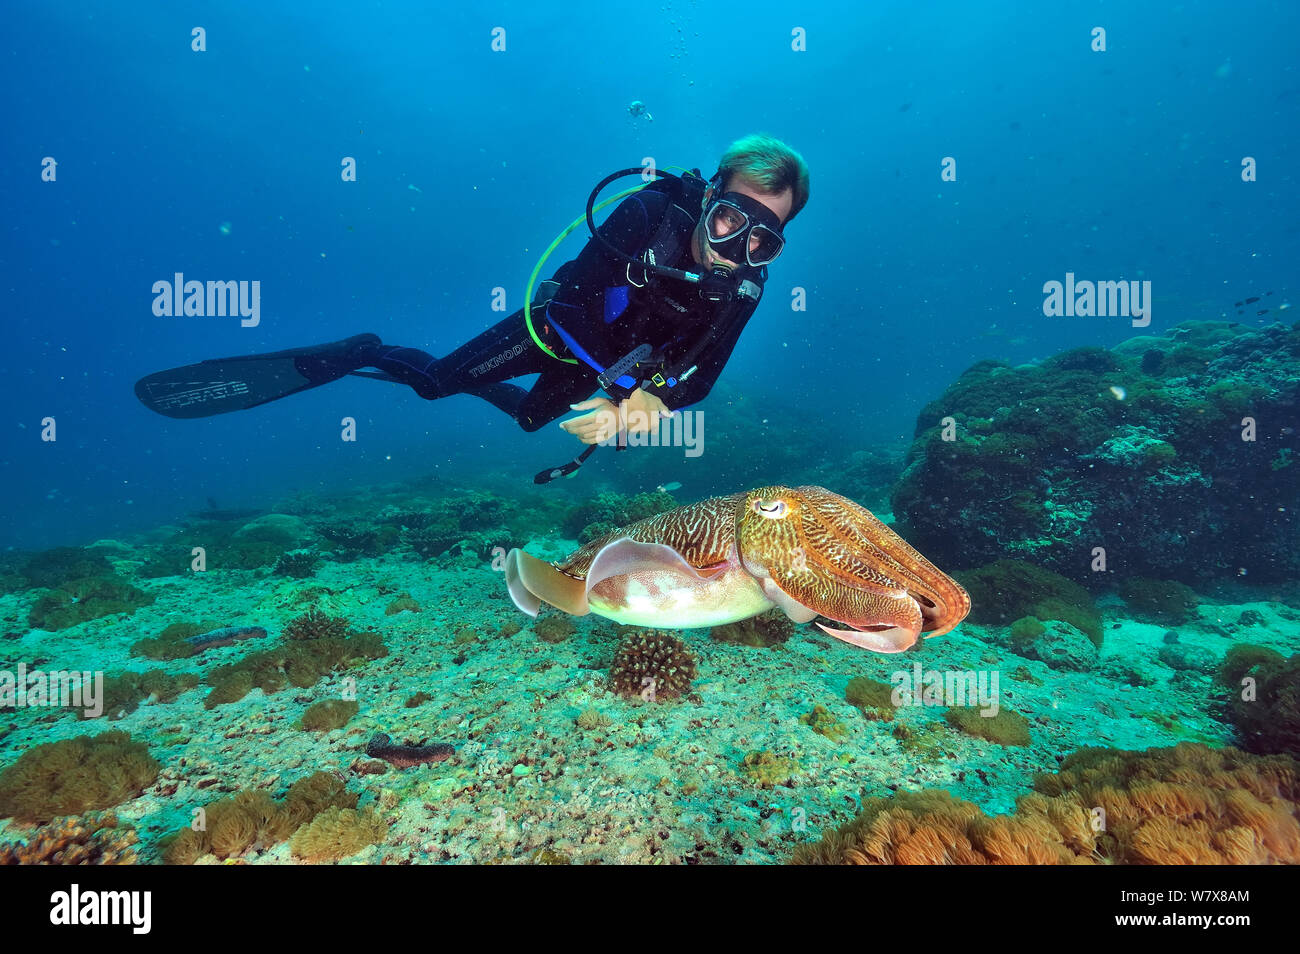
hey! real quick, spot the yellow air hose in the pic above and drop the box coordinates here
[523,167,690,362]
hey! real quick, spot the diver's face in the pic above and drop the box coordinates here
[693,175,793,270]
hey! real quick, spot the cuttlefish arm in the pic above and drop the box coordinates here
[736,486,971,653]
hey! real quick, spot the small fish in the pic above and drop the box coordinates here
[408,183,422,193]
[1245,296,1260,304]
[656,481,683,494]
[1257,309,1269,315]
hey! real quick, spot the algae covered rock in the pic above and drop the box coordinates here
[892,320,1300,584]
[845,676,899,721]
[300,699,360,731]
[956,559,1103,647]
[944,706,1032,746]
[28,575,156,631]
[1157,643,1217,674]
[1007,616,1098,672]
[1218,649,1300,756]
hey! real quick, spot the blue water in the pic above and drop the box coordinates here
[1,0,1295,550]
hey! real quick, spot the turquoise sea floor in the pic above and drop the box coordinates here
[1,485,1298,864]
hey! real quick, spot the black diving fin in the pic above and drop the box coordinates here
[134,333,387,419]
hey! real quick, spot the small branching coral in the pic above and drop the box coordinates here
[272,549,320,579]
[284,609,352,642]
[607,630,697,701]
[0,812,139,865]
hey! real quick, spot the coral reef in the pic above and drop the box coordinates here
[607,630,698,701]
[317,523,383,561]
[792,743,1300,864]
[300,699,360,732]
[1006,616,1099,671]
[1117,577,1199,625]
[130,621,216,660]
[893,320,1300,583]
[272,549,320,579]
[284,609,352,642]
[389,491,519,560]
[0,731,159,824]
[0,812,139,865]
[576,708,613,730]
[562,491,676,544]
[384,592,420,615]
[19,547,112,589]
[740,750,799,788]
[162,771,359,863]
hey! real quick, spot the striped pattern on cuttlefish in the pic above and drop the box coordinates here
[505,485,970,654]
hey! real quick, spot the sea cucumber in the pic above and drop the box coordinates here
[365,733,454,768]
[183,625,267,649]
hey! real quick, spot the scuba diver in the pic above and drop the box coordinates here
[136,134,810,477]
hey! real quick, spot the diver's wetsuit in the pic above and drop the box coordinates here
[337,187,764,431]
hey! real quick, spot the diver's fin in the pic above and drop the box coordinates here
[134,333,381,419]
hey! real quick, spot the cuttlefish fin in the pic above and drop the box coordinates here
[505,548,590,618]
[585,537,727,589]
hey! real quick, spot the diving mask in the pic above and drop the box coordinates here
[703,190,785,267]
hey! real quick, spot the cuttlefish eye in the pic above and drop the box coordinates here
[754,499,788,519]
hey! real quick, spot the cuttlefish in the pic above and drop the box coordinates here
[505,485,970,653]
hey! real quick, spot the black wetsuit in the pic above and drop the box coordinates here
[345,187,764,431]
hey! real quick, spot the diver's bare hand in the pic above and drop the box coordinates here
[560,398,621,444]
[559,390,674,445]
[620,388,673,431]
